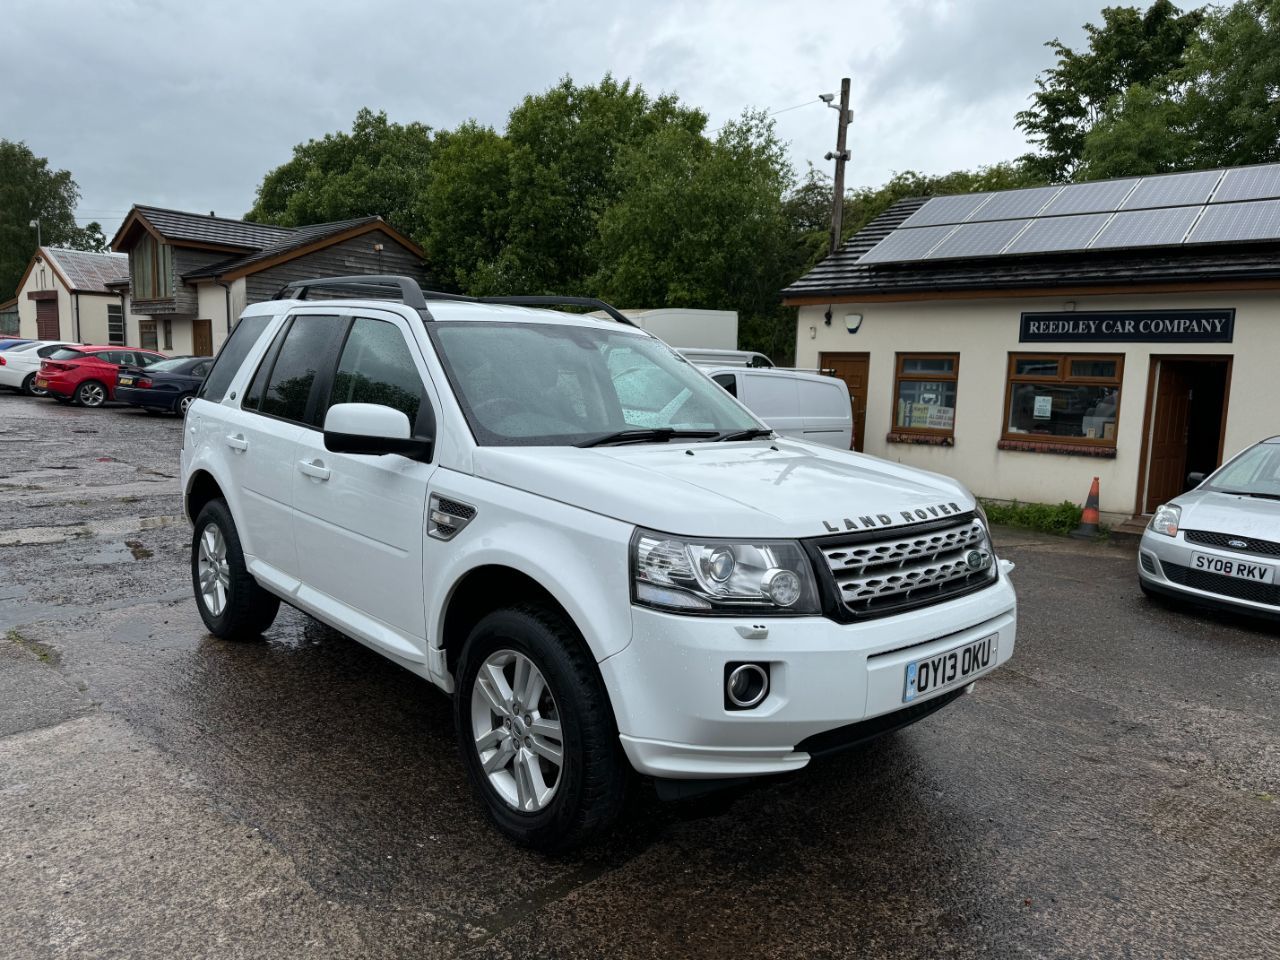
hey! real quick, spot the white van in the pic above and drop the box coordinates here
[702,366,853,449]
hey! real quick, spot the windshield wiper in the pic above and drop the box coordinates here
[576,428,721,448]
[1216,488,1280,501]
[714,428,774,442]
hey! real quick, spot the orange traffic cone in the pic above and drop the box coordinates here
[1071,477,1101,539]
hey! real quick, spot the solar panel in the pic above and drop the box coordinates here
[1121,170,1223,210]
[1040,178,1140,216]
[857,225,957,264]
[899,194,993,228]
[927,219,1030,259]
[969,185,1062,222]
[1089,206,1202,248]
[1186,198,1280,244]
[1212,164,1280,203]
[1003,213,1111,254]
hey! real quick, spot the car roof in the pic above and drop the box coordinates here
[700,366,843,384]
[246,297,651,335]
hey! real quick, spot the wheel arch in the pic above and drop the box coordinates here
[185,469,225,524]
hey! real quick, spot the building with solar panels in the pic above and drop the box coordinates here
[782,162,1280,524]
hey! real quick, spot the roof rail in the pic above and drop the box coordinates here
[275,275,429,309]
[273,274,637,327]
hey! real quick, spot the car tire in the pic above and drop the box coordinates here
[454,605,628,854]
[191,499,281,641]
[177,393,196,416]
[21,373,47,397]
[73,380,107,407]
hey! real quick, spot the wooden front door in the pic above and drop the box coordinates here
[193,318,213,357]
[1145,361,1193,512]
[819,352,869,451]
[35,298,59,340]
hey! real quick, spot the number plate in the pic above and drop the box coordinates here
[904,633,998,703]
[35,378,47,388]
[118,377,134,386]
[1191,552,1273,583]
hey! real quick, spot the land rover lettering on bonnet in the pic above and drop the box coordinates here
[180,275,1018,852]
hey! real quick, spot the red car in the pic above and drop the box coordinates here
[37,345,168,407]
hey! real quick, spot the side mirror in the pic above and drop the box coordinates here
[323,403,432,459]
[1186,471,1206,489]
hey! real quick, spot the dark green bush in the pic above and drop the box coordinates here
[981,499,1083,536]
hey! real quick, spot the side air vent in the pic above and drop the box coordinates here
[428,495,477,541]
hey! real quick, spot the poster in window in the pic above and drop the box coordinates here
[1033,395,1053,419]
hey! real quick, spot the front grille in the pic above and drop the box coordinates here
[1162,561,1280,607]
[811,516,997,620]
[1184,529,1280,557]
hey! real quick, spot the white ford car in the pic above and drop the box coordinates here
[1140,437,1280,620]
[180,276,1017,851]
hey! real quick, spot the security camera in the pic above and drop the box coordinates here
[818,93,835,104]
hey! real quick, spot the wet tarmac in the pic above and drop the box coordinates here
[1,394,1277,959]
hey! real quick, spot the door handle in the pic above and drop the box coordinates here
[298,459,331,481]
[225,434,249,452]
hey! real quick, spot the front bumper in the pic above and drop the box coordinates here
[1138,529,1280,620]
[601,564,1017,779]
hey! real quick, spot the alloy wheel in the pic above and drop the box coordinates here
[24,375,46,397]
[179,395,195,416]
[470,649,565,812]
[196,522,231,616]
[79,382,106,407]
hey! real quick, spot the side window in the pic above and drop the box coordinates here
[191,361,211,378]
[200,314,273,403]
[97,351,130,365]
[258,315,343,425]
[137,353,163,367]
[712,373,737,398]
[326,317,424,425]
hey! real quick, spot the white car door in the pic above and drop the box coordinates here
[799,376,854,449]
[291,311,436,661]
[740,372,804,440]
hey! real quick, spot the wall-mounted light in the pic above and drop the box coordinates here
[823,307,833,326]
[845,313,863,333]
[1064,301,1076,312]
[809,325,816,340]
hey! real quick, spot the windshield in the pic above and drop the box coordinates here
[1207,442,1280,497]
[430,321,762,446]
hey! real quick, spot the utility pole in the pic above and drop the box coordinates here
[823,77,852,255]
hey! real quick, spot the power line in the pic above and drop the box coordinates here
[710,97,824,135]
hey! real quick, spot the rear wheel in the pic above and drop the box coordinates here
[74,380,107,407]
[191,499,280,640]
[177,393,196,416]
[455,606,628,853]
[21,373,46,397]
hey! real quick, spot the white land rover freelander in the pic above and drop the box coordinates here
[181,276,1017,852]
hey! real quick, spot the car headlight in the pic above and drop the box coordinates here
[1149,504,1181,538]
[631,529,821,615]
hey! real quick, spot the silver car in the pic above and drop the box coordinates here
[1139,437,1280,620]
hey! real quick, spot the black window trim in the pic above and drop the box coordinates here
[243,312,347,431]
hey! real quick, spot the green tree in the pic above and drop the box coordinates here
[417,122,513,292]
[246,109,434,240]
[487,75,707,295]
[0,140,105,298]
[592,111,797,360]
[1016,1,1205,182]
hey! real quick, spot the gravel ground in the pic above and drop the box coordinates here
[1,394,1277,960]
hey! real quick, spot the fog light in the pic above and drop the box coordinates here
[725,662,769,709]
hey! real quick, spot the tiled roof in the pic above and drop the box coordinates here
[782,197,1280,300]
[43,247,130,293]
[181,217,382,280]
[132,205,296,249]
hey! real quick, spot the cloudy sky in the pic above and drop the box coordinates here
[4,0,1103,238]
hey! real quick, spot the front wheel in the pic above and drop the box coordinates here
[191,499,280,640]
[455,606,628,853]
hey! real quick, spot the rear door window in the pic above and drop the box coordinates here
[201,314,274,403]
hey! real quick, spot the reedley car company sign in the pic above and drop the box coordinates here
[1020,309,1235,343]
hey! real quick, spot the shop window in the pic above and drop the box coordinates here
[1003,353,1122,449]
[892,353,958,438]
